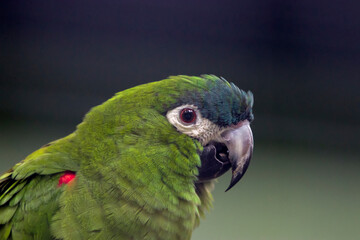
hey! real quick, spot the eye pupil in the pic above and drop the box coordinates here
[180,108,196,124]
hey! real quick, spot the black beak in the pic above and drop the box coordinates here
[197,120,254,191]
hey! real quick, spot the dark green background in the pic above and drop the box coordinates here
[1,1,359,239]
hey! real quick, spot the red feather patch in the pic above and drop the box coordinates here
[58,171,76,187]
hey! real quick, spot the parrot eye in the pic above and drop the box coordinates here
[180,108,197,124]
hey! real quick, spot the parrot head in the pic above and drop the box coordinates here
[80,74,253,193]
[161,75,254,191]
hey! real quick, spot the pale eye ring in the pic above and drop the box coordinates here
[179,108,197,124]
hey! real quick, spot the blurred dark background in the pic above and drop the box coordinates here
[0,1,359,239]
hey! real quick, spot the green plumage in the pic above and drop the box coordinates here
[0,75,251,240]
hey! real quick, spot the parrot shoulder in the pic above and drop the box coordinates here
[11,133,80,180]
[0,133,80,239]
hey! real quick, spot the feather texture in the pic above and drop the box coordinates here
[0,75,252,240]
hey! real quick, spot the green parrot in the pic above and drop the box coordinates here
[0,75,254,240]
